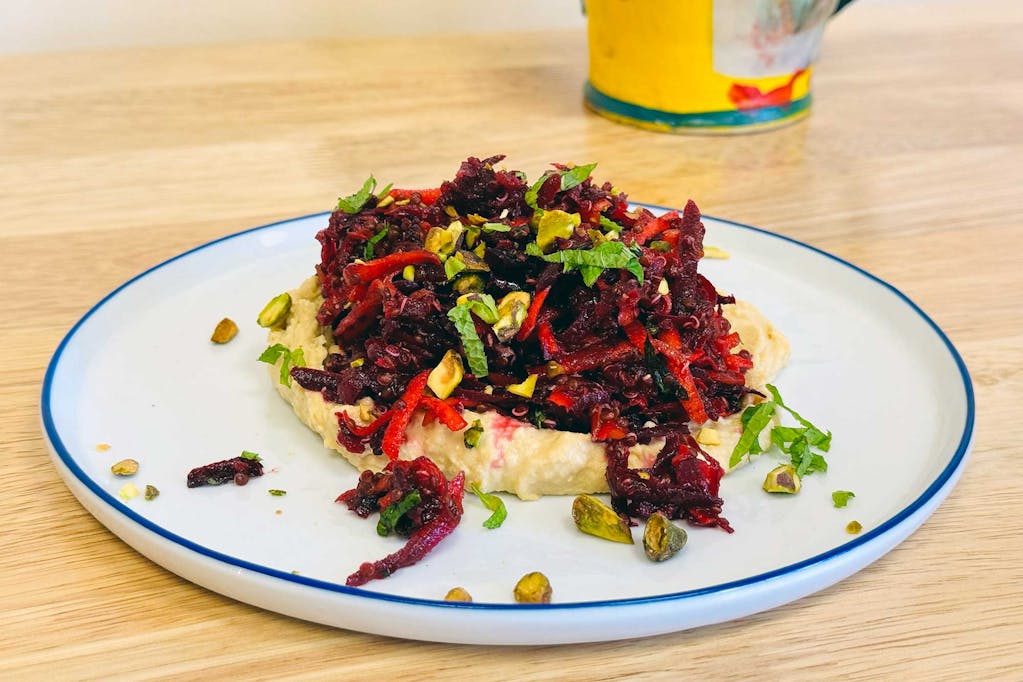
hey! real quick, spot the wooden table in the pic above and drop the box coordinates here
[3,1,1021,678]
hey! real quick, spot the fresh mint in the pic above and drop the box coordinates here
[525,240,644,287]
[336,175,377,214]
[447,305,490,377]
[456,293,499,324]
[525,163,597,209]
[362,225,389,259]
[469,482,507,529]
[258,343,306,386]
[599,216,624,233]
[832,490,855,508]
[729,384,832,476]
[377,491,421,536]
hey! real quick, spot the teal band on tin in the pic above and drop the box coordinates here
[584,81,811,129]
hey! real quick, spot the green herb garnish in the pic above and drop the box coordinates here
[525,163,598,209]
[766,385,832,476]
[524,177,544,210]
[336,175,377,214]
[240,450,261,461]
[457,293,499,324]
[464,419,484,448]
[525,240,644,287]
[377,490,421,537]
[599,216,624,233]
[363,225,389,259]
[469,482,507,529]
[258,344,306,386]
[559,162,598,191]
[729,402,776,467]
[447,305,489,377]
[729,384,832,475]
[532,409,546,429]
[832,490,855,508]
[268,489,287,497]
[643,338,680,399]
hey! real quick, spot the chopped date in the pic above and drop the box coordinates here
[186,456,264,488]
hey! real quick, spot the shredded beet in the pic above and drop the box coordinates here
[186,456,264,488]
[310,156,756,531]
[338,457,465,585]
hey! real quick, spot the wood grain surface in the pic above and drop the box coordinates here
[2,1,1021,679]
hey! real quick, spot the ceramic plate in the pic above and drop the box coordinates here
[41,208,973,645]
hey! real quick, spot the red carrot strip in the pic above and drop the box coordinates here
[515,287,550,341]
[547,388,573,408]
[381,371,431,460]
[333,282,384,343]
[343,250,440,286]
[652,337,709,424]
[338,409,393,437]
[419,396,469,431]
[631,211,679,245]
[536,320,562,360]
[622,321,648,352]
[387,188,443,205]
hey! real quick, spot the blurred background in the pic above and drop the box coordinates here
[1,0,586,55]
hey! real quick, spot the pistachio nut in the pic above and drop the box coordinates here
[257,292,291,329]
[763,464,801,494]
[427,349,464,400]
[571,494,633,544]
[513,571,552,604]
[642,512,687,561]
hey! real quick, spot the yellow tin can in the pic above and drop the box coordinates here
[585,0,840,133]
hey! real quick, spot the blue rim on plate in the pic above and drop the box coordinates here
[40,207,974,611]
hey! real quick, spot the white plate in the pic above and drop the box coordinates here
[42,207,973,645]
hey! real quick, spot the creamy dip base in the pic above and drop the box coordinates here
[267,276,790,500]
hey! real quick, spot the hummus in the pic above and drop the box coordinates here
[267,275,790,500]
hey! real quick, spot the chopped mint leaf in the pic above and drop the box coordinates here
[599,216,624,233]
[525,163,597,209]
[524,174,547,209]
[729,402,777,467]
[558,162,597,191]
[377,490,421,536]
[457,293,499,324]
[730,385,833,477]
[767,384,833,452]
[363,225,389,259]
[469,482,507,529]
[268,489,287,497]
[240,450,261,461]
[257,343,288,364]
[336,175,377,214]
[447,305,489,377]
[524,240,643,287]
[258,343,305,386]
[832,490,855,508]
